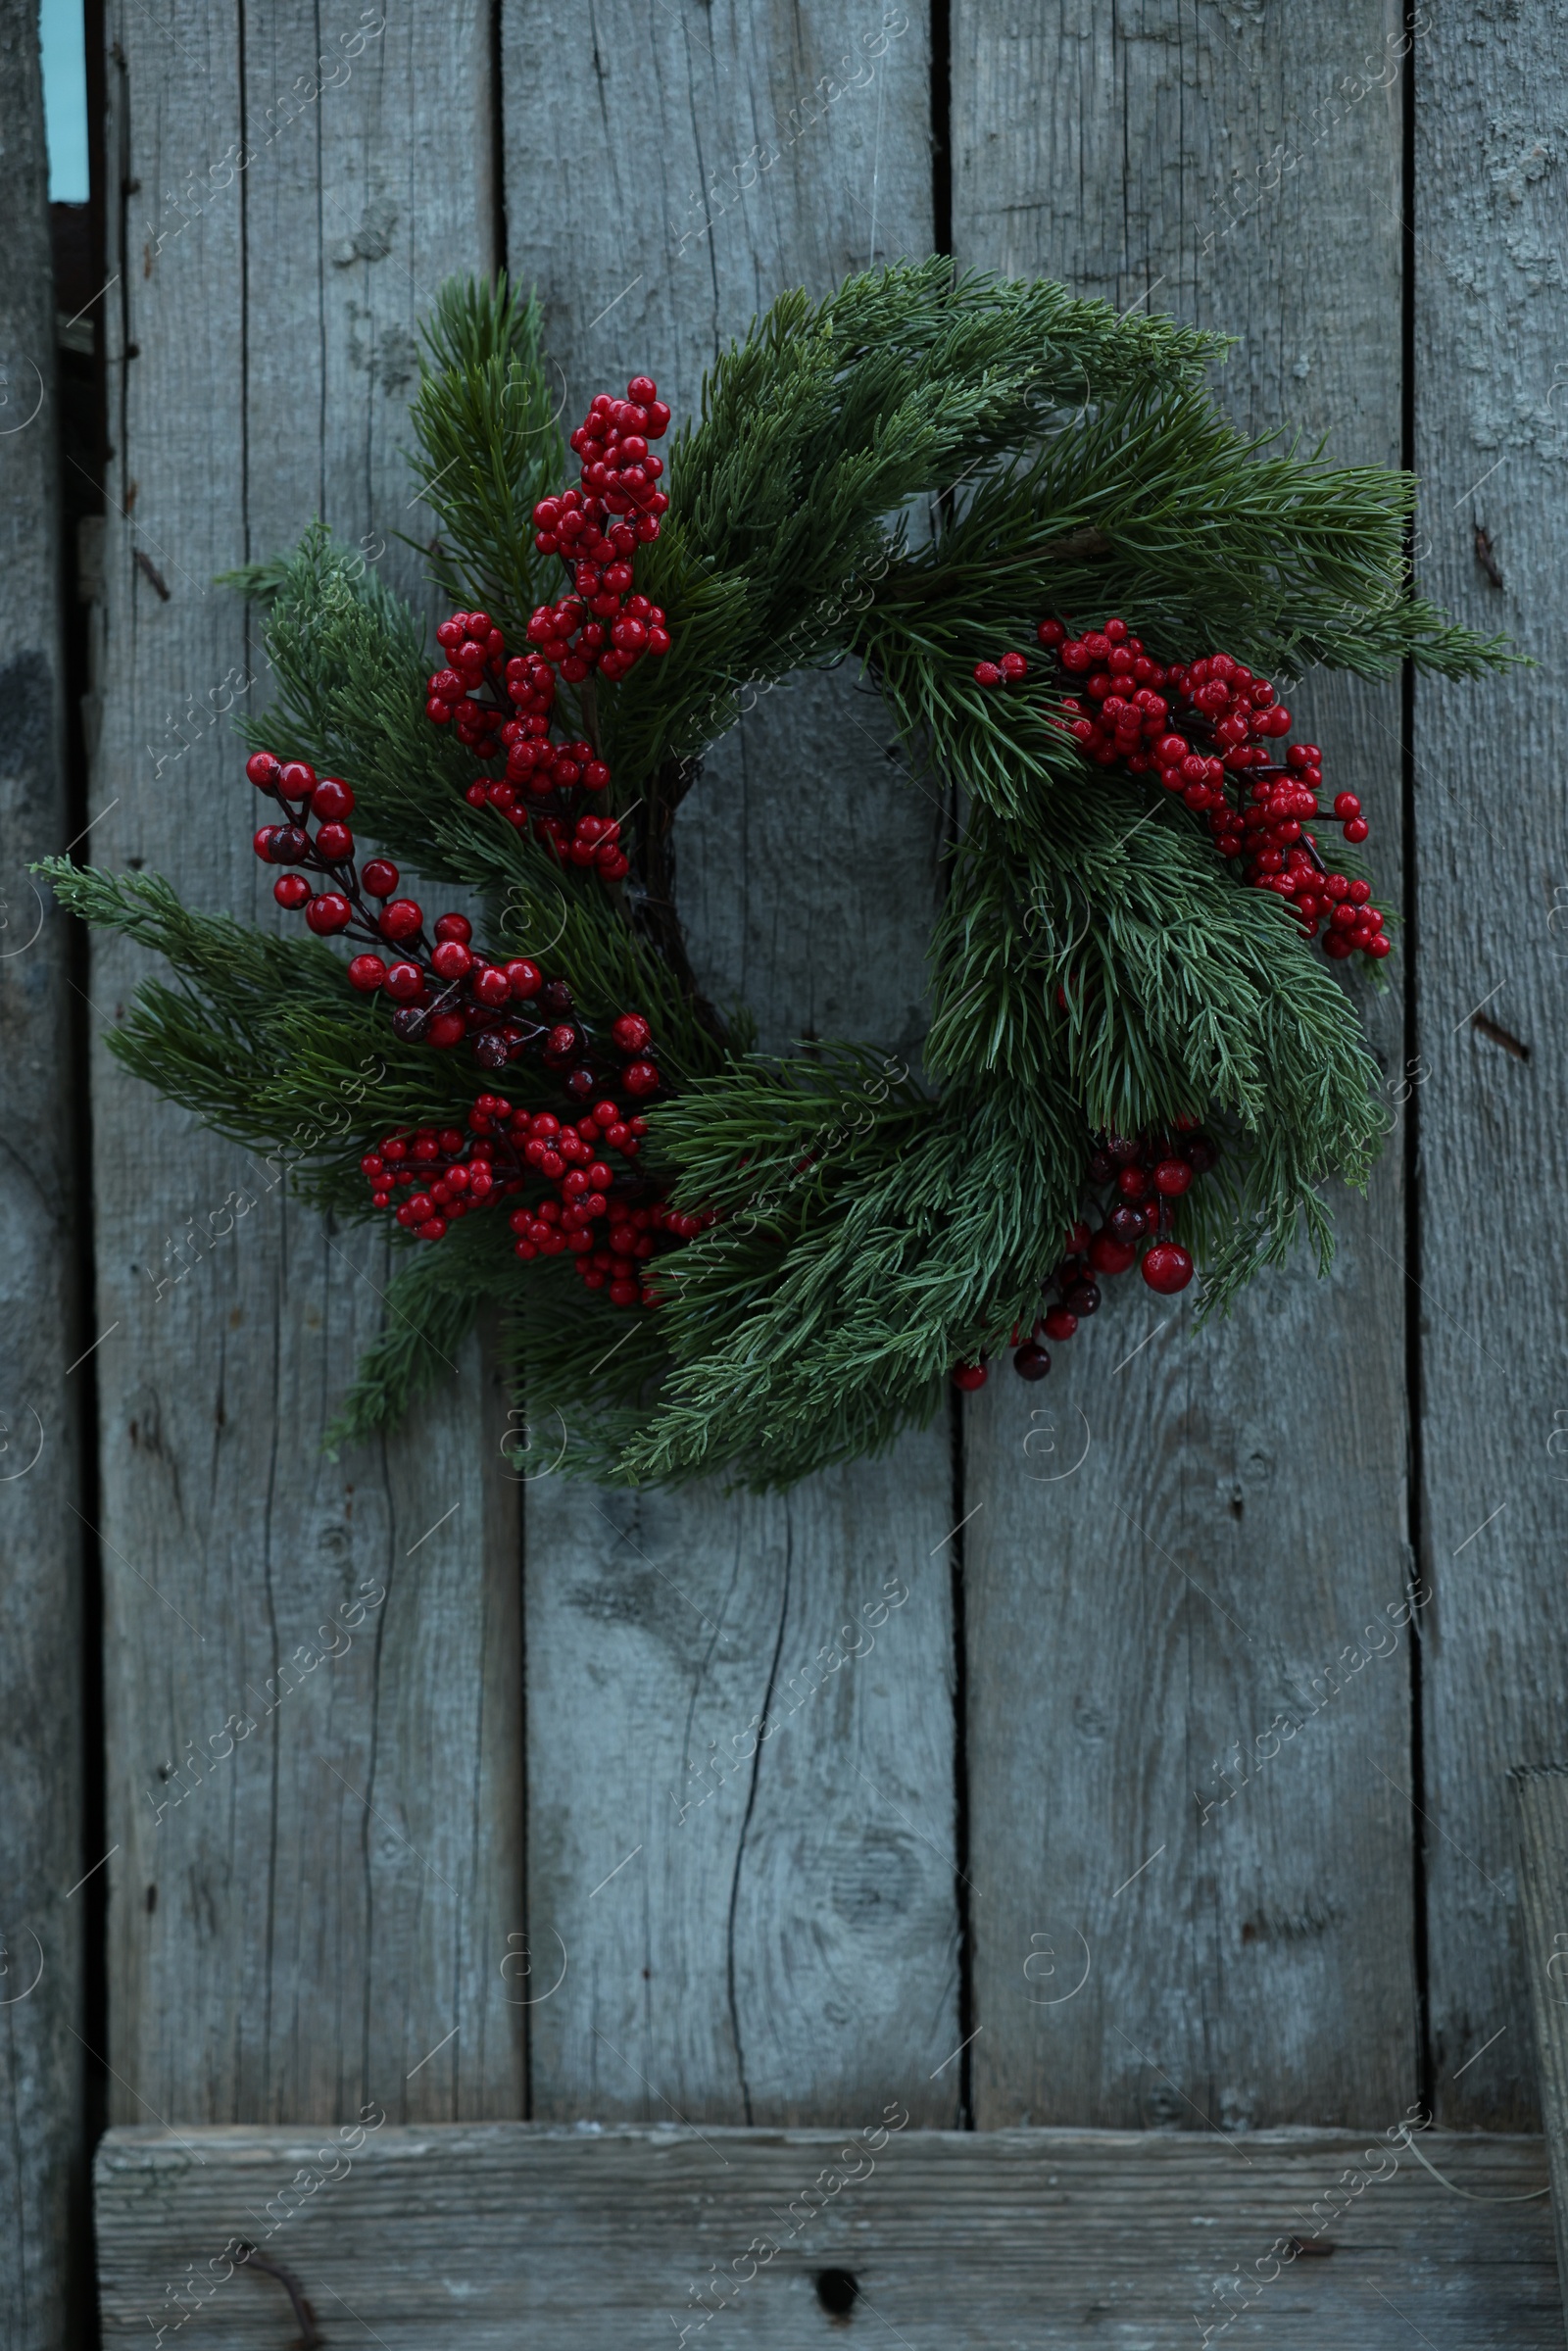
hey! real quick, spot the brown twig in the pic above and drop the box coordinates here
[1473,522,1505,591]
[233,2244,324,2349]
[1037,524,1113,563]
[132,547,172,601]
[630,755,727,1045]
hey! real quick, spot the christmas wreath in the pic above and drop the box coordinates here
[52,262,1505,1489]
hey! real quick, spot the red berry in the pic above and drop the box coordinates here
[952,1361,988,1392]
[434,912,473,945]
[316,823,354,860]
[973,661,1003,688]
[305,893,352,936]
[431,940,472,982]
[1344,817,1369,845]
[246,751,281,788]
[1089,1231,1138,1278]
[1042,1304,1078,1343]
[253,826,279,862]
[380,899,423,942]
[621,1059,660,1098]
[426,1011,466,1050]
[1152,1157,1193,1197]
[384,960,422,1002]
[1012,1342,1051,1380]
[999,651,1029,682]
[277,760,316,801]
[473,965,512,1008]
[310,778,354,820]
[272,873,310,909]
[505,959,542,1000]
[347,954,386,992]
[1141,1243,1194,1295]
[611,1012,652,1054]
[362,858,399,898]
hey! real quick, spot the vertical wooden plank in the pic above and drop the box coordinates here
[956,4,1419,2127]
[505,4,964,2121]
[1415,2,1568,2130]
[91,0,521,2125]
[1511,1766,1568,2295]
[0,2,86,2332]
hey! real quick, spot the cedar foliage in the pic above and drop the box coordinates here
[45,262,1508,1488]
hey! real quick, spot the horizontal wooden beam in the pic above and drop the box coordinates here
[97,2122,1558,2347]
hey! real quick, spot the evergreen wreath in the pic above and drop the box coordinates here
[50,262,1507,1491]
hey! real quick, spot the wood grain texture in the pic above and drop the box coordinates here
[0,4,87,2337]
[954,3,1419,2128]
[1512,1766,1568,2299]
[89,0,522,2126]
[504,1,961,2122]
[93,2121,1560,2348]
[1413,0,1568,2130]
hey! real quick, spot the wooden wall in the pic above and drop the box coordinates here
[5,0,1565,2341]
[0,4,86,2343]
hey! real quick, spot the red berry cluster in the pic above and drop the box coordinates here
[527,375,673,685]
[510,1099,710,1310]
[424,610,630,882]
[245,749,661,1088]
[364,1116,508,1239]
[422,378,673,880]
[359,1090,696,1312]
[973,618,1389,962]
[952,1124,1217,1390]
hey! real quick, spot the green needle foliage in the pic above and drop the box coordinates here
[47,262,1509,1490]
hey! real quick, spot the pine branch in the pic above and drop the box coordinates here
[405,274,567,646]
[322,1213,511,1451]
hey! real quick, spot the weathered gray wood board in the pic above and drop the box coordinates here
[1512,1767,1568,2301]
[94,2122,1559,2348]
[505,4,963,2122]
[0,4,85,2340]
[65,6,1568,2318]
[955,7,1416,2128]
[1414,4,1568,2130]
[88,0,521,2124]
